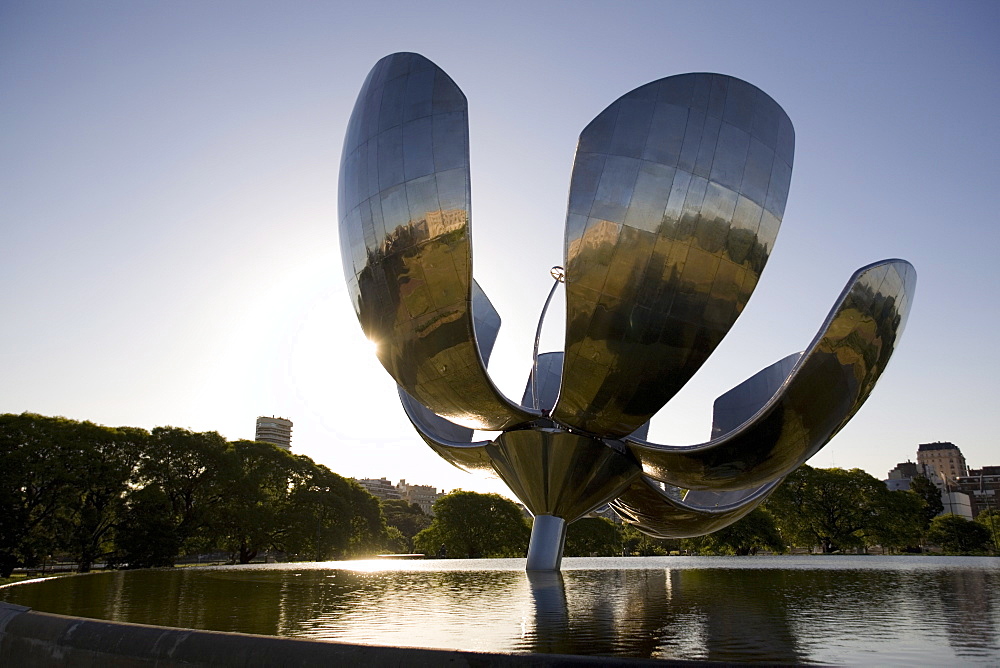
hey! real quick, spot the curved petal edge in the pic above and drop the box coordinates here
[610,476,780,538]
[339,52,536,431]
[554,73,795,437]
[625,258,916,490]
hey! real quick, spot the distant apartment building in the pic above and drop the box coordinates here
[353,477,450,515]
[355,477,402,501]
[396,479,440,515]
[255,416,292,451]
[885,443,995,520]
[953,466,1000,517]
[887,460,922,481]
[884,460,954,492]
[917,442,967,482]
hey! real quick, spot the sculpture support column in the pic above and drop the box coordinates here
[526,515,567,571]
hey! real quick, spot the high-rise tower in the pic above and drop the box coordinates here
[255,416,292,451]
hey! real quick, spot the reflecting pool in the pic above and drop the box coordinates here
[2,556,998,664]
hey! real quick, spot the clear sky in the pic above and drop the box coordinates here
[2,0,997,498]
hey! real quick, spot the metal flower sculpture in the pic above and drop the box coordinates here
[339,53,915,570]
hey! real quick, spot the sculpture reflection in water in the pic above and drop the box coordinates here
[338,52,916,570]
[4,562,996,662]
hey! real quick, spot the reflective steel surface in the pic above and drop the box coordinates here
[339,53,916,566]
[487,429,640,521]
[553,73,794,438]
[398,281,504,447]
[626,259,916,491]
[610,477,779,538]
[339,52,535,430]
[525,515,568,571]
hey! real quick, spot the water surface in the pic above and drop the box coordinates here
[3,556,998,664]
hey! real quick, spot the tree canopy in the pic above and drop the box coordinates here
[764,466,926,554]
[414,491,529,558]
[381,499,433,553]
[682,508,785,556]
[909,474,944,528]
[926,514,991,554]
[565,517,623,557]
[976,509,1000,554]
[0,413,389,576]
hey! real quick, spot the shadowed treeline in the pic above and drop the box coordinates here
[3,413,995,580]
[0,413,387,577]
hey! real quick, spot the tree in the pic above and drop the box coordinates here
[866,488,925,553]
[1,412,398,572]
[926,514,991,554]
[61,424,144,571]
[0,414,91,576]
[114,427,230,566]
[212,440,299,564]
[619,524,677,556]
[281,463,387,561]
[909,475,943,529]
[381,500,432,553]
[384,526,408,554]
[414,491,529,558]
[565,517,623,557]
[683,508,785,556]
[112,485,182,568]
[765,466,888,554]
[975,509,1000,554]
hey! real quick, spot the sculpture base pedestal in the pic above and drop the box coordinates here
[525,515,567,571]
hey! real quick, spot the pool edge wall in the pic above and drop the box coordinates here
[0,601,685,667]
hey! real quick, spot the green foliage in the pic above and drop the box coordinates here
[766,466,988,556]
[414,491,529,558]
[0,414,72,576]
[65,425,146,572]
[277,462,387,561]
[866,489,926,553]
[564,517,623,557]
[384,526,408,554]
[0,413,391,572]
[683,508,785,556]
[909,475,943,528]
[380,499,432,553]
[765,466,893,554]
[131,426,231,558]
[620,524,677,556]
[5,413,988,568]
[975,509,1000,554]
[926,514,991,554]
[346,481,390,557]
[113,485,182,568]
[212,440,298,563]
[0,414,144,576]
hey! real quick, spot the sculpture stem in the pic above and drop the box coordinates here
[526,515,567,571]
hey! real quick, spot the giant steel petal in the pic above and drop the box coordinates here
[553,73,796,437]
[609,476,780,538]
[398,387,495,474]
[626,259,916,491]
[339,52,537,430]
[398,281,504,473]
